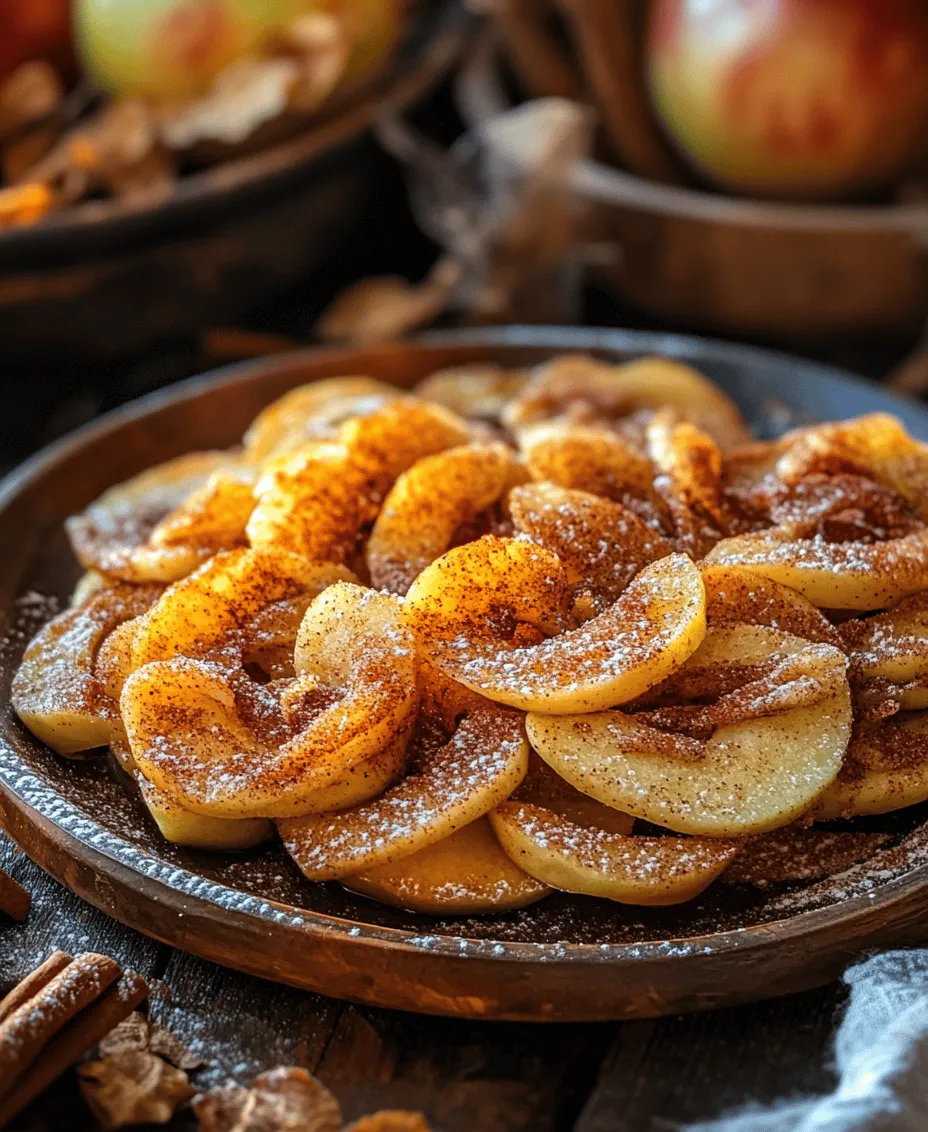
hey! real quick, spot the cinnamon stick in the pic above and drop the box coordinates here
[0,953,122,1098]
[557,0,681,183]
[0,868,30,922]
[0,970,149,1127]
[0,952,71,1025]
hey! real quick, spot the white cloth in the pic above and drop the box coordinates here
[684,951,928,1131]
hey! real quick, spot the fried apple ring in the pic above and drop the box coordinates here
[776,414,928,523]
[146,467,256,552]
[71,570,108,606]
[138,775,274,851]
[247,398,470,563]
[527,625,852,835]
[366,443,524,595]
[122,583,418,818]
[815,713,928,819]
[514,753,635,835]
[406,542,706,713]
[278,707,528,880]
[522,425,659,510]
[343,817,550,914]
[490,803,740,905]
[646,413,727,556]
[13,583,163,755]
[510,484,672,618]
[128,547,353,670]
[702,564,842,647]
[840,592,928,711]
[66,452,245,583]
[504,354,749,449]
[243,376,399,463]
[705,528,928,610]
[413,364,528,424]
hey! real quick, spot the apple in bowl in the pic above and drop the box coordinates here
[75,0,404,102]
[647,0,928,200]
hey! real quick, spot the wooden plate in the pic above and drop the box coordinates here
[3,327,928,1023]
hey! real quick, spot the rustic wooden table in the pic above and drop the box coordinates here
[1,829,846,1132]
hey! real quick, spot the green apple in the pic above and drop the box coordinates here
[76,0,403,102]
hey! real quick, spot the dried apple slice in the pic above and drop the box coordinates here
[366,443,523,594]
[130,548,353,669]
[13,583,163,755]
[247,442,362,563]
[510,484,672,618]
[66,451,243,583]
[343,817,550,914]
[243,376,399,463]
[527,625,852,835]
[776,414,928,522]
[71,570,108,606]
[406,543,706,713]
[123,584,418,818]
[504,354,748,449]
[646,413,727,556]
[515,754,635,835]
[146,468,256,552]
[278,707,528,880]
[247,398,469,562]
[138,775,274,851]
[490,803,740,904]
[815,712,928,819]
[413,365,527,423]
[705,528,928,610]
[702,564,842,647]
[840,593,928,710]
[521,425,658,508]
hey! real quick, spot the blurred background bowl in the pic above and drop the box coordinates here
[467,14,928,346]
[0,0,472,361]
[578,162,928,341]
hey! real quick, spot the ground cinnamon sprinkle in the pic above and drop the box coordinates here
[722,827,893,888]
[12,355,928,928]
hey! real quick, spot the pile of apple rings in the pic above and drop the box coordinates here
[14,354,928,916]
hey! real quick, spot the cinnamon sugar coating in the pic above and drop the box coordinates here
[15,353,928,913]
[66,453,247,583]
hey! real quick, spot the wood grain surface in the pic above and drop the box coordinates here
[1,830,845,1131]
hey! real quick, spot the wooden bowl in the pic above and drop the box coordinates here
[578,164,928,340]
[457,39,928,341]
[0,0,472,360]
[3,326,928,1022]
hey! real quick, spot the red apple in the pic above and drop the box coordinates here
[0,0,74,84]
[647,0,928,200]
